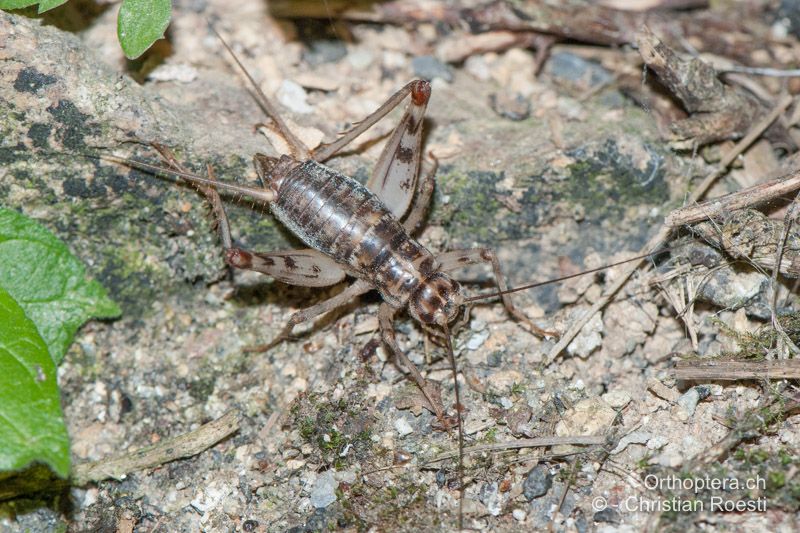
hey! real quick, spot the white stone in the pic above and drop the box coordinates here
[602,389,632,408]
[276,79,313,114]
[394,417,414,437]
[310,470,338,509]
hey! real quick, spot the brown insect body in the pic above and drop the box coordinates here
[251,157,463,325]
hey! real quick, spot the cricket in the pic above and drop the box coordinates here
[95,32,647,529]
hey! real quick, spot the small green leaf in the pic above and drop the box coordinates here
[0,0,40,9]
[117,0,171,60]
[36,0,68,13]
[0,285,70,478]
[0,209,121,365]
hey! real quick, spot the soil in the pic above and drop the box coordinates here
[1,1,798,531]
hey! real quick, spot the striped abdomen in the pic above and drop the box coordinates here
[270,160,437,307]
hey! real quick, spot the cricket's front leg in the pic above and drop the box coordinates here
[379,303,446,422]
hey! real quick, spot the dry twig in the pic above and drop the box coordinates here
[673,359,800,380]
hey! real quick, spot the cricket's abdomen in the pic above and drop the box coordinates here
[270,160,437,306]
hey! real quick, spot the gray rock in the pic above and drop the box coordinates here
[528,483,576,529]
[478,482,503,516]
[696,264,770,319]
[303,40,347,65]
[487,351,503,367]
[676,387,700,418]
[574,508,589,533]
[522,464,552,500]
[411,55,453,82]
[489,92,531,121]
[677,385,711,419]
[545,52,613,89]
[310,470,338,509]
[593,507,621,524]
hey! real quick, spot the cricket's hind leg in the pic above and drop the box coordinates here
[150,144,372,350]
[437,248,559,339]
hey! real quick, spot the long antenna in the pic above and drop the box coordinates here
[464,247,669,303]
[209,25,311,160]
[442,321,464,530]
[75,152,276,204]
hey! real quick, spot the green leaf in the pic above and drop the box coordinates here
[117,0,171,60]
[37,0,68,13]
[0,0,69,14]
[0,285,70,478]
[0,209,121,365]
[0,0,40,9]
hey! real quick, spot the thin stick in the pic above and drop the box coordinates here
[72,410,241,485]
[666,161,800,227]
[546,94,795,365]
[673,359,800,380]
[425,435,606,463]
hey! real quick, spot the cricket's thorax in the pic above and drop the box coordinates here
[270,160,439,307]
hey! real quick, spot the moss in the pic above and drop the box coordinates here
[555,139,668,221]
[435,166,505,243]
[290,390,375,469]
[482,427,498,443]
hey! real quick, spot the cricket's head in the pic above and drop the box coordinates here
[408,273,464,326]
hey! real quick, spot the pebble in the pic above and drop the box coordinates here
[347,49,374,70]
[646,435,668,450]
[334,470,356,484]
[303,40,347,65]
[412,55,453,82]
[276,79,313,114]
[487,351,503,367]
[147,63,198,83]
[554,398,616,454]
[479,482,503,516]
[489,92,531,121]
[464,55,491,81]
[470,318,487,331]
[697,266,770,319]
[602,389,632,409]
[486,370,523,395]
[566,311,603,358]
[394,417,414,437]
[544,52,613,90]
[593,507,621,524]
[512,508,527,522]
[309,470,338,509]
[522,464,552,500]
[466,330,490,350]
[676,388,700,419]
[610,431,651,455]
